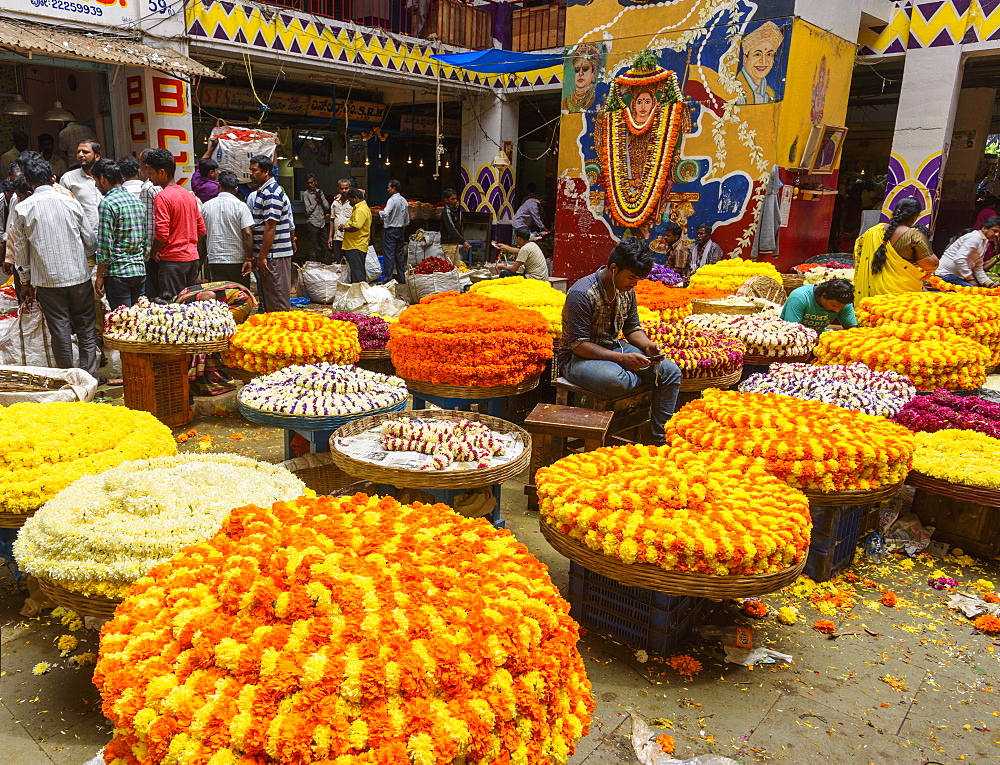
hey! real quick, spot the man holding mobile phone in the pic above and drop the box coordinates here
[559,238,681,446]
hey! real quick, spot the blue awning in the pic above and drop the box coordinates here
[430,49,563,74]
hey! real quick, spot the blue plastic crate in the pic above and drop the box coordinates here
[804,504,863,582]
[567,562,708,655]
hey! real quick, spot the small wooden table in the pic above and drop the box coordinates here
[552,377,653,445]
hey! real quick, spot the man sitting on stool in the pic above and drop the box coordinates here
[560,238,681,446]
[491,226,548,279]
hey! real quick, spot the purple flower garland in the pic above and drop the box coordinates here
[893,389,1000,439]
[328,312,390,351]
[647,264,683,286]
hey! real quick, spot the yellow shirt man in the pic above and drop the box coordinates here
[342,199,371,252]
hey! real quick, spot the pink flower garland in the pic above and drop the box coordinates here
[328,312,390,351]
[893,390,1000,439]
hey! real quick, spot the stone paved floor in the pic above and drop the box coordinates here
[3,397,1000,765]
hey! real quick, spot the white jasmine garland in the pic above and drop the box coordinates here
[104,297,237,344]
[239,363,407,417]
[685,313,818,357]
[13,454,306,598]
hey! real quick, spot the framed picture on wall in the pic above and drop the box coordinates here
[809,125,848,175]
[789,124,824,171]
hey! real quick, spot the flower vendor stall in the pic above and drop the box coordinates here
[331,410,530,526]
[684,313,818,365]
[0,402,175,529]
[388,292,552,416]
[468,276,566,338]
[641,322,744,391]
[104,298,238,427]
[813,324,991,392]
[223,312,361,379]
[238,363,408,460]
[13,454,306,618]
[907,430,1000,560]
[739,362,917,418]
[687,259,782,295]
[894,390,1000,438]
[94,494,595,763]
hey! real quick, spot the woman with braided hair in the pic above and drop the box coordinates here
[854,197,939,299]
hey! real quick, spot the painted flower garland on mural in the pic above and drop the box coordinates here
[95,495,595,764]
[912,430,1000,489]
[666,389,915,492]
[14,455,307,599]
[223,312,361,374]
[1,402,176,516]
[389,292,552,387]
[468,276,566,336]
[535,443,811,575]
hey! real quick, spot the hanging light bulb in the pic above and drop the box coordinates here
[364,155,370,166]
[385,155,391,166]
[445,156,451,169]
[343,156,350,165]
[407,153,412,164]
[418,157,424,168]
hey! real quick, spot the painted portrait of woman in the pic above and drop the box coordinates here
[735,21,784,105]
[563,43,603,112]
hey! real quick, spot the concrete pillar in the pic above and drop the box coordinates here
[938,87,996,229]
[881,45,965,227]
[121,68,198,186]
[459,93,519,230]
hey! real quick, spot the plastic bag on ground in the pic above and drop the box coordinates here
[330,281,407,317]
[296,262,351,304]
[0,302,54,366]
[630,710,740,765]
[406,269,462,304]
[723,646,794,666]
[365,245,382,281]
[0,364,98,405]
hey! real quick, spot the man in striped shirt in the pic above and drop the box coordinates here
[92,158,146,309]
[248,155,293,312]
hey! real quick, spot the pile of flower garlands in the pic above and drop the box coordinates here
[686,285,729,300]
[813,323,991,392]
[925,274,1000,296]
[469,276,566,336]
[804,267,855,285]
[739,362,917,418]
[381,417,505,470]
[388,292,552,387]
[795,261,853,273]
[0,402,175,516]
[223,312,360,374]
[894,390,1000,439]
[641,322,743,378]
[634,280,692,323]
[14,455,306,599]
[692,295,781,314]
[412,256,456,274]
[94,495,595,764]
[104,296,236,344]
[688,258,782,294]
[858,292,1000,365]
[535,444,811,575]
[328,312,390,350]
[666,389,915,492]
[239,364,407,417]
[685,313,817,359]
[912,429,1000,489]
[647,264,683,286]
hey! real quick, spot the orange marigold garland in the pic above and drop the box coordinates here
[634,280,692,323]
[973,614,1000,634]
[880,590,898,607]
[95,495,595,764]
[656,733,676,754]
[666,654,703,677]
[535,444,811,575]
[388,292,552,387]
[666,389,915,492]
[223,312,361,374]
[925,274,1000,296]
[740,599,768,618]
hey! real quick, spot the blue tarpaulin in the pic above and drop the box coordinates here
[430,49,563,74]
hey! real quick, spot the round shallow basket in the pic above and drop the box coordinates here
[736,275,787,306]
[742,351,814,366]
[404,375,540,400]
[906,471,1000,506]
[691,299,762,316]
[539,520,806,600]
[801,480,905,507]
[782,273,807,294]
[104,336,231,354]
[359,348,391,360]
[678,368,742,392]
[280,452,371,496]
[0,509,34,529]
[330,409,531,491]
[237,396,407,432]
[0,369,65,392]
[36,577,122,620]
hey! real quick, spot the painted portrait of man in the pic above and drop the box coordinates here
[735,21,785,105]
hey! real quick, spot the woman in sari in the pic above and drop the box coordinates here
[854,197,939,300]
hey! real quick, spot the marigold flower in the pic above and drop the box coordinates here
[56,634,78,655]
[813,620,836,634]
[224,312,361,374]
[688,259,782,295]
[741,599,768,618]
[974,615,1000,634]
[469,277,566,336]
[656,734,676,754]
[912,430,1000,489]
[984,593,1000,604]
[880,591,898,607]
[32,662,51,675]
[777,606,798,625]
[667,655,703,676]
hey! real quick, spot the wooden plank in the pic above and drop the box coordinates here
[912,489,1000,560]
[524,403,614,438]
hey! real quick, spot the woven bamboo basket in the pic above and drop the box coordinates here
[404,375,540,400]
[237,396,407,432]
[279,452,367,496]
[0,369,65,392]
[906,472,1000,506]
[678,368,742,392]
[736,275,787,306]
[330,409,531,490]
[742,351,814,366]
[358,348,391,360]
[782,273,807,294]
[36,577,122,620]
[801,480,906,507]
[104,337,231,354]
[690,299,763,316]
[539,520,806,600]
[0,509,34,528]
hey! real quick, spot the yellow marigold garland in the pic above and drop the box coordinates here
[535,444,811,575]
[389,292,552,387]
[223,312,361,374]
[95,495,594,764]
[688,259,782,295]
[813,323,990,392]
[925,274,1000,296]
[912,429,1000,489]
[666,389,914,492]
[468,276,566,336]
[0,402,176,515]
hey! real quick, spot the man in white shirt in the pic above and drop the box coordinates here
[492,226,549,280]
[8,157,98,377]
[937,216,1000,287]
[0,131,28,175]
[60,140,103,234]
[377,179,410,283]
[202,171,255,290]
[302,173,330,264]
[326,178,353,264]
[38,133,68,179]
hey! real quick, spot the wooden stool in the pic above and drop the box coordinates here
[553,377,653,445]
[523,404,613,510]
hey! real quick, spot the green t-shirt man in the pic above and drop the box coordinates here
[780,281,858,333]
